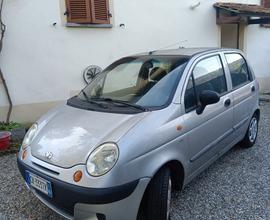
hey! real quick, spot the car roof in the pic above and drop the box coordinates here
[136,47,242,57]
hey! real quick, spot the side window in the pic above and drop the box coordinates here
[184,76,197,111]
[193,55,227,96]
[184,55,227,112]
[225,53,251,88]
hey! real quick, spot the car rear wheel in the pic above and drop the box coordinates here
[240,114,259,148]
[137,167,172,220]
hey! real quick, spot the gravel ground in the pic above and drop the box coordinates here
[0,102,269,220]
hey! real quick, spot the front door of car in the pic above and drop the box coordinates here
[182,54,234,179]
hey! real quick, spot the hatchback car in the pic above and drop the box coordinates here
[18,48,260,220]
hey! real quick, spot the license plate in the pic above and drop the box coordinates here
[25,171,53,198]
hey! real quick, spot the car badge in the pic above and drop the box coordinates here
[45,151,53,160]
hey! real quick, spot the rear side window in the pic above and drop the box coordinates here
[225,53,252,88]
[184,55,227,112]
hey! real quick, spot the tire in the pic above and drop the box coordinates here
[138,167,172,220]
[240,113,259,148]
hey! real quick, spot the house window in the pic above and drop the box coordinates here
[65,0,110,25]
[261,0,270,27]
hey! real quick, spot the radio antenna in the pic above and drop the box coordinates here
[149,40,188,55]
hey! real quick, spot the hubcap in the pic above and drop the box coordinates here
[249,117,258,143]
[167,178,172,220]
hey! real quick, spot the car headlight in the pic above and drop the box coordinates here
[86,143,119,177]
[22,123,38,150]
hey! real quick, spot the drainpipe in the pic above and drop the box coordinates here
[0,69,12,123]
[0,0,12,123]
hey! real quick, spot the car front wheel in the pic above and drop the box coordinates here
[138,167,172,220]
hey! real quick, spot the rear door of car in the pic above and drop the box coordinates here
[224,53,258,141]
[182,52,234,180]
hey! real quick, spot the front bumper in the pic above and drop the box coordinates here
[17,158,150,220]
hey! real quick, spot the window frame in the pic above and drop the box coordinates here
[184,54,228,113]
[224,52,253,91]
[64,0,113,28]
[184,74,199,113]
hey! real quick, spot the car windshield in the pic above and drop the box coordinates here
[76,55,189,112]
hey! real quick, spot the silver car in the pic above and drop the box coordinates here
[18,48,260,220]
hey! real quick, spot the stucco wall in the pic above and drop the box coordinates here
[0,0,269,122]
[246,25,270,93]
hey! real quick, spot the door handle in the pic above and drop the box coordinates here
[224,98,231,107]
[251,85,255,92]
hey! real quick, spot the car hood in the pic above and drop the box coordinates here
[31,104,147,168]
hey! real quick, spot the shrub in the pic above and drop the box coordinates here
[0,121,22,131]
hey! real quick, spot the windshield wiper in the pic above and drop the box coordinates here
[92,97,148,111]
[81,91,108,109]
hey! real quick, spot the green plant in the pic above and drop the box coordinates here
[0,121,22,131]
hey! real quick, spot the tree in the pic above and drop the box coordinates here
[0,0,12,123]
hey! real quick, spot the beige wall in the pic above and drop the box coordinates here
[245,23,270,92]
[0,100,63,124]
[0,89,79,123]
[257,77,270,93]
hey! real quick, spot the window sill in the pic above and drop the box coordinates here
[66,23,113,28]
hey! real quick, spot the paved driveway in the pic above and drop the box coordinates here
[0,102,269,220]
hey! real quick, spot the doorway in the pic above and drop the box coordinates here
[221,24,239,49]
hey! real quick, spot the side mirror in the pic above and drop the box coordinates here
[196,90,220,115]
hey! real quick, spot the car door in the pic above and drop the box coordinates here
[224,53,257,141]
[182,53,234,179]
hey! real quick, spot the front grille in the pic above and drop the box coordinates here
[32,162,60,175]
